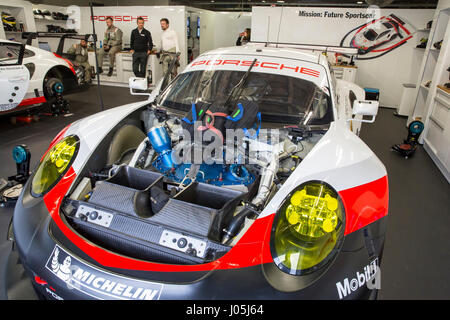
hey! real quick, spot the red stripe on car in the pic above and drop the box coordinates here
[339,175,389,235]
[44,165,387,272]
[44,169,275,272]
[17,96,46,107]
[53,52,76,75]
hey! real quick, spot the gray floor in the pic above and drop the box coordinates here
[0,86,449,299]
[360,109,450,300]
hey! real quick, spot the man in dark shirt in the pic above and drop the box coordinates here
[130,17,153,78]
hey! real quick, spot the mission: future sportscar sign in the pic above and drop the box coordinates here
[298,10,378,20]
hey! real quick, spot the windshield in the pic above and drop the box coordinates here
[157,70,333,125]
[0,44,19,64]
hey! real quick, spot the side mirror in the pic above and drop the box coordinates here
[129,77,150,96]
[350,100,379,123]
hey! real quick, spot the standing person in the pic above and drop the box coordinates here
[159,18,180,80]
[97,16,123,77]
[130,17,153,78]
[236,28,251,46]
[67,39,92,83]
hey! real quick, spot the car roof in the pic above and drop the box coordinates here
[199,44,327,66]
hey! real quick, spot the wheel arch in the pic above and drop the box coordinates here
[43,65,78,98]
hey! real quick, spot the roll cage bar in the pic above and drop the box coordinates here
[248,41,359,57]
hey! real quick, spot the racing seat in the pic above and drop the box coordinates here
[391,120,424,159]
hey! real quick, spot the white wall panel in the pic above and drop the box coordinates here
[251,6,434,108]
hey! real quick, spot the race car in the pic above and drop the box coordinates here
[10,42,388,300]
[351,14,410,55]
[0,34,88,116]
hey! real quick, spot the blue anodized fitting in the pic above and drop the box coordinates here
[147,126,174,171]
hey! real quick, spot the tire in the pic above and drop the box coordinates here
[43,77,63,99]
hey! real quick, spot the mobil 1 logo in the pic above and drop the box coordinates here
[336,258,380,299]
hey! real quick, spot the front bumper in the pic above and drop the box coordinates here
[13,179,384,300]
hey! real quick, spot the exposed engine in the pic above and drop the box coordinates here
[147,125,256,187]
[62,105,325,266]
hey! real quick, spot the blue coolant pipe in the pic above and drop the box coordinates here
[147,126,174,170]
[148,126,255,186]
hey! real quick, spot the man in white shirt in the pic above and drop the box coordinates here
[159,18,180,80]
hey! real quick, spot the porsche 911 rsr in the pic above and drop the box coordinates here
[0,38,84,116]
[10,43,388,300]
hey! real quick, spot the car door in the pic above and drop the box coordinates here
[377,30,392,42]
[0,42,30,113]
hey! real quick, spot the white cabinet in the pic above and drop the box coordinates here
[410,7,450,125]
[409,6,450,183]
[0,2,36,45]
[396,83,417,117]
[88,52,163,87]
[423,86,450,182]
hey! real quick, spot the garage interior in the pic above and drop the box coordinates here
[0,0,449,300]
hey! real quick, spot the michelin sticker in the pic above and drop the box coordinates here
[45,245,164,300]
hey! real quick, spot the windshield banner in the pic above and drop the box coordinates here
[183,55,329,88]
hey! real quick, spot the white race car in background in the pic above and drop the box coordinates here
[13,43,388,300]
[0,42,29,113]
[0,38,81,116]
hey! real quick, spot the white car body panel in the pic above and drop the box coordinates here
[335,79,366,135]
[259,121,386,218]
[0,39,76,112]
[55,44,385,223]
[0,64,29,112]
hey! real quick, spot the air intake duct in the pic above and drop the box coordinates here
[147,126,174,171]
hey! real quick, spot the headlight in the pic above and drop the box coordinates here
[31,135,79,196]
[271,181,345,276]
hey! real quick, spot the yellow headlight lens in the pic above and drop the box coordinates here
[31,135,79,196]
[271,182,344,275]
